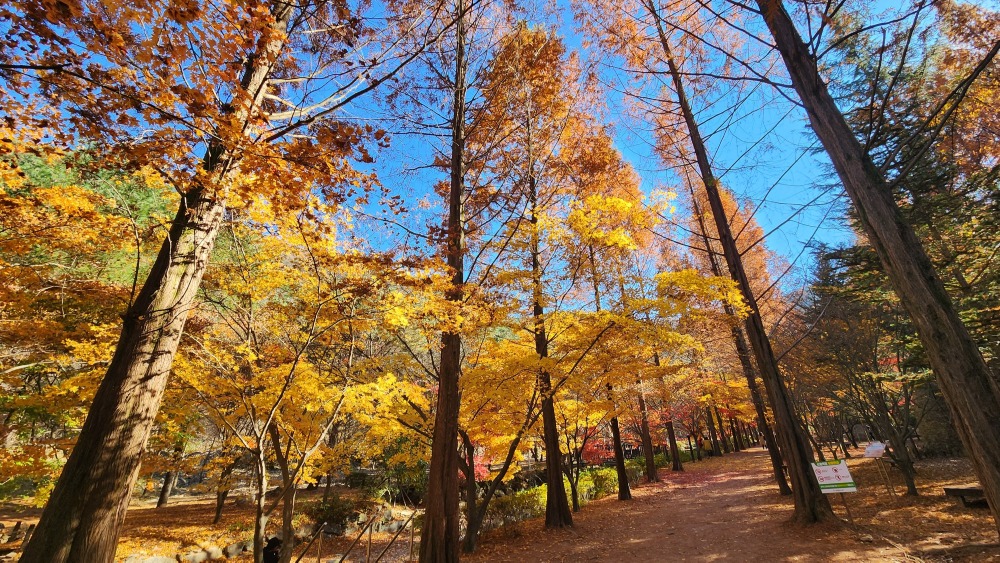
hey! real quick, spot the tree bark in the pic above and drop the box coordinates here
[532,180,573,527]
[156,471,178,508]
[667,420,683,471]
[252,445,270,563]
[459,431,481,553]
[609,414,632,500]
[756,0,1000,531]
[213,461,236,525]
[705,407,722,457]
[714,407,731,454]
[684,168,790,494]
[646,2,833,522]
[21,190,228,563]
[730,416,744,451]
[637,389,660,482]
[421,0,468,557]
[20,4,295,560]
[268,424,296,563]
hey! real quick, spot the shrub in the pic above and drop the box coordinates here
[482,485,546,532]
[345,470,371,489]
[584,467,619,500]
[302,493,367,532]
[653,453,670,468]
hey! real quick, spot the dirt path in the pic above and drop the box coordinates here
[466,450,912,562]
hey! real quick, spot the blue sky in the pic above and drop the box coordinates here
[349,0,859,295]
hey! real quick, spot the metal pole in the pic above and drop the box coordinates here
[409,515,415,561]
[840,493,854,525]
[366,522,373,562]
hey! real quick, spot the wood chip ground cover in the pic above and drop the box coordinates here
[1,448,997,561]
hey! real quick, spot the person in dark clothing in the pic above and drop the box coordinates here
[263,537,282,563]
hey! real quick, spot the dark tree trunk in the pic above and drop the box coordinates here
[462,421,530,552]
[459,431,481,553]
[714,407,731,454]
[683,157,790,494]
[252,447,269,563]
[757,0,1000,530]
[527,169,573,528]
[566,464,581,512]
[322,472,333,504]
[646,3,833,522]
[21,190,228,563]
[637,390,659,482]
[213,457,237,525]
[421,1,468,557]
[268,425,296,563]
[667,421,683,471]
[730,417,744,451]
[705,407,722,457]
[157,471,178,508]
[609,415,632,500]
[540,386,572,527]
[20,5,296,560]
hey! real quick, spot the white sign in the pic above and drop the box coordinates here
[811,459,857,493]
[864,441,886,458]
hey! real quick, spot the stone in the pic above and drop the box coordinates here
[179,550,209,563]
[204,545,223,559]
[141,557,177,563]
[382,520,405,534]
[858,534,875,543]
[294,523,315,540]
[123,556,144,563]
[223,541,248,558]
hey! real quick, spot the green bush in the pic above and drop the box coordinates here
[479,466,636,535]
[482,485,546,532]
[345,470,371,489]
[653,453,670,468]
[583,467,618,500]
[302,493,368,531]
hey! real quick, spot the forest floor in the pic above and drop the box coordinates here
[466,448,1000,562]
[1,447,998,561]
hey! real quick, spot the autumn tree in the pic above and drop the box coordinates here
[1,0,459,557]
[576,0,829,520]
[473,22,582,528]
[753,0,1000,530]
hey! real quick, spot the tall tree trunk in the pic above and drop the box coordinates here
[157,471,178,508]
[268,424,296,563]
[253,448,269,563]
[21,190,228,563]
[685,167,790,494]
[756,0,1000,531]
[214,461,236,525]
[20,5,295,560]
[646,2,832,522]
[730,417,744,451]
[462,420,530,552]
[637,389,660,482]
[667,420,683,471]
[529,174,573,527]
[609,414,632,500]
[714,407,731,454]
[565,463,581,512]
[459,431,481,553]
[705,407,723,456]
[421,1,468,558]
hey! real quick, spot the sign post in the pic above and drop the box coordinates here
[811,459,857,525]
[864,441,896,497]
